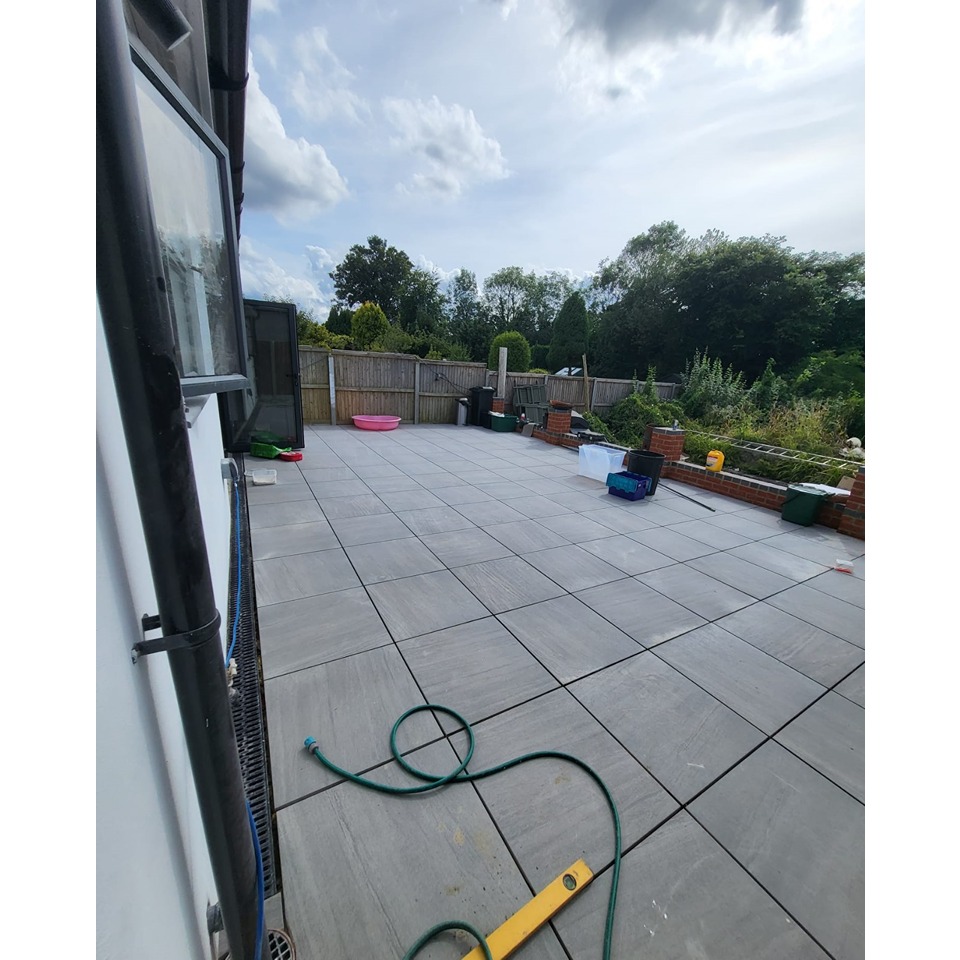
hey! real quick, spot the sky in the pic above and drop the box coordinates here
[238,0,864,320]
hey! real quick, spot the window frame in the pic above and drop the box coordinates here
[129,38,249,398]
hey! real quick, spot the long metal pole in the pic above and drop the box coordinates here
[96,1,258,956]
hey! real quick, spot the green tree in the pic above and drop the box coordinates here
[351,302,389,350]
[488,331,531,372]
[398,266,445,335]
[325,303,353,336]
[446,268,495,361]
[330,236,414,323]
[482,267,536,340]
[547,292,589,373]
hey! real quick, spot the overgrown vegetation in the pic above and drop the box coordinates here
[588,353,863,486]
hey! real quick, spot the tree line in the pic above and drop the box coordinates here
[298,223,864,394]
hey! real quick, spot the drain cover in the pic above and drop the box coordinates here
[268,929,296,960]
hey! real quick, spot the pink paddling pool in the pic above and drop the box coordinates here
[352,415,401,431]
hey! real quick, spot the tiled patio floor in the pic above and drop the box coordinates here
[249,424,865,960]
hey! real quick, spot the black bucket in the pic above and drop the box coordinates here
[626,449,665,495]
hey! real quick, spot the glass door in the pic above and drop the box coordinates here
[219,298,305,451]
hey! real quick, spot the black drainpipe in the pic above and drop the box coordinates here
[96,0,258,957]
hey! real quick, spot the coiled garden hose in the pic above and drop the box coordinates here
[304,703,622,960]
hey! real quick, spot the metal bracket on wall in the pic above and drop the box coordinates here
[132,611,222,663]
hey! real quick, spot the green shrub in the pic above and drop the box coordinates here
[528,368,549,374]
[602,392,685,449]
[352,302,389,349]
[679,350,747,423]
[488,331,531,372]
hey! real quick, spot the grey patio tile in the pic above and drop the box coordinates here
[558,474,610,491]
[627,525,715,561]
[417,528,514,568]
[248,499,326,530]
[254,549,360,606]
[401,618,558,730]
[395,506,476,536]
[264,645,442,805]
[570,653,765,802]
[687,553,795,599]
[484,519,571,553]
[452,500,528,526]
[579,535,676,576]
[431,484,494,506]
[278,739,569,960]
[767,584,865,647]
[498,596,642,684]
[805,568,865,608]
[834,664,864,706]
[345,538,445,584]
[776,692,864,801]
[474,480,535,500]
[649,493,718,519]
[580,507,658,534]
[453,556,566,613]
[727,541,830,582]
[316,493,390,520]
[715,603,863,687]
[411,471,461,490]
[575,580,706,648]
[374,488,446,512]
[521,477,575,496]
[655,624,826,734]
[535,513,619,542]
[306,478,373,499]
[522,544,627,592]
[763,530,865,566]
[361,474,424,493]
[349,463,405,479]
[491,466,543,481]
[505,496,573,519]
[703,512,781,540]
[245,481,315,506]
[548,490,614,513]
[462,689,679,880]
[298,467,358,483]
[664,519,751,550]
[690,741,864,960]
[257,588,393,678]
[328,512,415,546]
[640,564,755,620]
[367,570,491,640]
[612,500,689,526]
[553,811,830,960]
[251,520,339,560]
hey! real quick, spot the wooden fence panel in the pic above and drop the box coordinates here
[419,360,488,423]
[296,349,678,425]
[299,347,331,423]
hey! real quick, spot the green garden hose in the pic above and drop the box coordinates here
[304,702,623,960]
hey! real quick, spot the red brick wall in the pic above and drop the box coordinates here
[837,468,865,538]
[649,428,685,461]
[492,397,505,413]
[545,410,572,434]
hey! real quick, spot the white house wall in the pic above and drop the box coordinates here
[96,305,234,960]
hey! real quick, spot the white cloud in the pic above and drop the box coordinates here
[239,236,329,318]
[305,245,335,278]
[290,28,368,124]
[251,0,279,14]
[243,56,349,224]
[382,96,508,198]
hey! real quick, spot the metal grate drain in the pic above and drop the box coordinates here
[228,454,279,896]
[267,929,296,960]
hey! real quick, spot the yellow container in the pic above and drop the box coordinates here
[705,449,725,472]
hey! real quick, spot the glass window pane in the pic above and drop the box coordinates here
[134,69,241,379]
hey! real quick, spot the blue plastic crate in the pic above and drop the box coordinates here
[606,470,651,501]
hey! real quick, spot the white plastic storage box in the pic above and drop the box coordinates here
[578,444,626,482]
